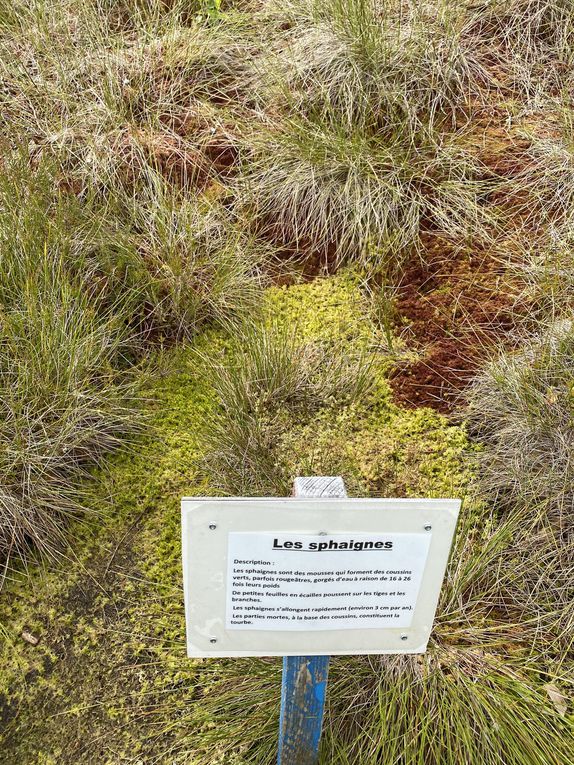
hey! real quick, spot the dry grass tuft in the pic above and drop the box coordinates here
[0,2,257,194]
[265,0,487,130]
[464,0,574,92]
[466,321,574,526]
[241,114,492,267]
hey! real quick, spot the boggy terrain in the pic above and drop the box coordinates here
[0,0,573,763]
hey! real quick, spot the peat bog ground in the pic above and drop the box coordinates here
[0,1,573,763]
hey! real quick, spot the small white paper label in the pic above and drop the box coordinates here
[226,532,431,631]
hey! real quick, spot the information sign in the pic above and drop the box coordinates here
[181,497,460,657]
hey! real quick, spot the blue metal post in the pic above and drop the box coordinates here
[277,656,330,765]
[277,477,347,765]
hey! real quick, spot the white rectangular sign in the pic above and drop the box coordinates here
[182,498,460,657]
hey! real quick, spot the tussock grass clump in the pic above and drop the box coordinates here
[203,322,374,494]
[320,649,571,764]
[267,0,485,130]
[516,229,574,322]
[111,180,265,340]
[466,321,574,524]
[467,0,574,58]
[242,115,490,267]
[515,116,574,235]
[0,158,141,563]
[0,155,262,563]
[250,0,492,269]
[465,0,574,90]
[0,156,263,343]
[0,274,140,564]
[0,1,254,194]
[109,15,262,146]
[464,319,574,657]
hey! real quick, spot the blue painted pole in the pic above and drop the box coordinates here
[277,477,348,765]
[277,656,330,765]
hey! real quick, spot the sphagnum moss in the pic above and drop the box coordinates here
[2,275,572,765]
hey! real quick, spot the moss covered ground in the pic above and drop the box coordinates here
[0,274,480,764]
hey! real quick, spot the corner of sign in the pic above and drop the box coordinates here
[180,499,198,532]
[181,498,209,518]
[186,641,201,659]
[446,498,462,519]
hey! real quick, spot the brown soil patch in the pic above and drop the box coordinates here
[389,235,522,413]
[387,100,561,413]
[137,129,210,189]
[166,106,240,176]
[130,104,241,192]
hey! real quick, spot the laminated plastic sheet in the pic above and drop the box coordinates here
[181,497,460,657]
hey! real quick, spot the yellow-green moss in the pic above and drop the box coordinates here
[0,274,473,764]
[280,403,472,499]
[264,273,372,345]
[256,273,472,499]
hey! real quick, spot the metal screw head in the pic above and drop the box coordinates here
[424,524,432,531]
[210,638,217,644]
[400,634,408,641]
[209,523,217,530]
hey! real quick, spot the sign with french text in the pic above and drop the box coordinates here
[182,497,459,657]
